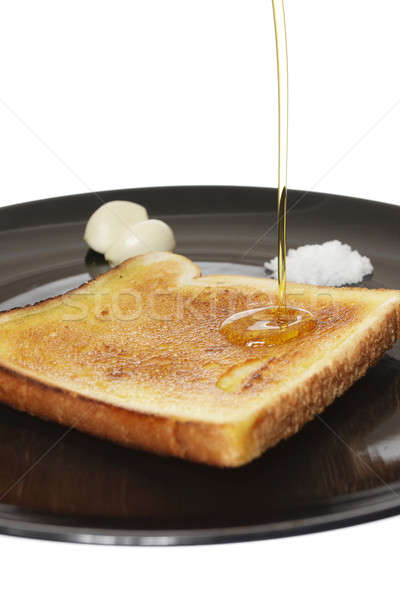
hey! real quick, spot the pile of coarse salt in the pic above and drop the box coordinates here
[264,240,373,286]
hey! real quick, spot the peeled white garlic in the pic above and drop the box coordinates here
[105,219,176,266]
[84,201,148,254]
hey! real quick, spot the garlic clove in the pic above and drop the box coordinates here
[84,201,148,254]
[105,219,176,266]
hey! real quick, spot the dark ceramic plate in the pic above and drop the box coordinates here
[0,186,399,546]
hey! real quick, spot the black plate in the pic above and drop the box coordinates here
[0,186,400,546]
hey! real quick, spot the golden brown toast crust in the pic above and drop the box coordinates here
[0,251,398,467]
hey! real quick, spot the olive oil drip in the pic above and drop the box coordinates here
[219,0,316,348]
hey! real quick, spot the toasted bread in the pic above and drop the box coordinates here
[0,251,398,467]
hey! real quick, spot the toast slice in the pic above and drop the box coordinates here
[0,251,398,467]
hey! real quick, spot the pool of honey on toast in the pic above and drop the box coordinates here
[219,304,317,348]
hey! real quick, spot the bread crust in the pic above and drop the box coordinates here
[249,301,399,464]
[0,293,398,467]
[0,362,239,466]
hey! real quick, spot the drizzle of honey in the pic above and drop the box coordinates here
[203,361,221,370]
[220,0,316,348]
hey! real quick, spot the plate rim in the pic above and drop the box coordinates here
[1,487,400,546]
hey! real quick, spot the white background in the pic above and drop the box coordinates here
[0,0,399,597]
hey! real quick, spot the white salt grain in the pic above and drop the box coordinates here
[264,240,373,286]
